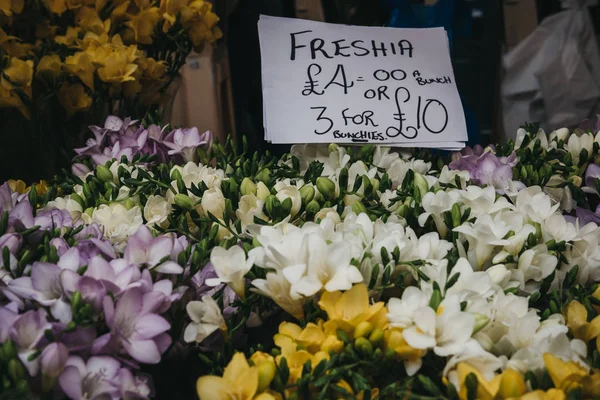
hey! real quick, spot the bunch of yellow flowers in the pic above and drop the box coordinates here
[0,0,222,119]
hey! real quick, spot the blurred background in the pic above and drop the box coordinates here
[171,0,600,154]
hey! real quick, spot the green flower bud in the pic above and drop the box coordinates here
[84,207,94,218]
[8,359,25,382]
[570,175,583,187]
[316,177,336,200]
[70,192,86,209]
[174,194,195,211]
[354,321,373,339]
[306,200,320,216]
[472,313,490,334]
[170,168,183,182]
[368,328,385,346]
[280,197,292,216]
[265,195,279,217]
[354,337,373,356]
[362,175,372,195]
[2,340,16,360]
[451,203,462,228]
[240,178,257,196]
[397,204,409,218]
[96,165,114,183]
[370,178,380,192]
[352,201,367,215]
[299,185,315,204]
[256,168,271,184]
[122,199,135,210]
[328,143,340,153]
[414,173,429,199]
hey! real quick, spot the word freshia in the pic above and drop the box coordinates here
[290,30,414,61]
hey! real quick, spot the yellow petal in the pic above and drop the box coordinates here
[223,352,250,383]
[566,301,588,333]
[273,334,297,358]
[278,322,302,339]
[318,290,342,320]
[235,364,259,399]
[196,376,231,400]
[254,393,277,400]
[456,363,496,400]
[498,369,527,398]
[586,316,600,341]
[336,284,369,321]
[297,323,326,352]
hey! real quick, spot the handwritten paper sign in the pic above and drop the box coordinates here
[258,15,468,149]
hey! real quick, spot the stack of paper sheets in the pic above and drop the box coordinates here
[258,15,468,151]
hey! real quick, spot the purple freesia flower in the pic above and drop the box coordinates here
[583,163,600,194]
[574,206,600,226]
[41,342,69,378]
[124,226,183,274]
[116,368,153,399]
[0,233,22,255]
[10,309,52,376]
[9,262,74,323]
[162,128,213,163]
[0,303,19,341]
[450,150,518,192]
[93,288,171,364]
[59,356,121,400]
[577,114,600,134]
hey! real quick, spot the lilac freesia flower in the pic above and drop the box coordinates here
[59,356,121,400]
[450,150,518,192]
[577,114,600,133]
[583,163,600,194]
[41,342,69,378]
[115,368,153,399]
[162,128,213,163]
[10,309,52,376]
[124,226,183,274]
[9,262,74,323]
[0,303,19,341]
[93,288,171,364]
[0,233,22,255]
[34,208,75,232]
[574,206,600,226]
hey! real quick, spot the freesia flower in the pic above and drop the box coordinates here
[162,127,213,163]
[208,245,254,298]
[90,203,143,248]
[124,225,183,274]
[10,309,52,376]
[184,295,226,344]
[93,288,171,364]
[59,356,121,400]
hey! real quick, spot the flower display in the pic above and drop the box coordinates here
[4,118,600,398]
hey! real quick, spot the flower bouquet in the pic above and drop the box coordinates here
[3,116,600,399]
[0,0,222,181]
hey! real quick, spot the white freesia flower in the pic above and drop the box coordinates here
[387,286,430,329]
[512,245,557,292]
[437,166,470,189]
[402,295,475,357]
[184,296,226,343]
[444,339,504,389]
[91,203,143,248]
[454,213,511,269]
[413,233,454,262]
[256,181,270,201]
[44,196,83,221]
[568,132,594,165]
[418,190,461,237]
[275,183,302,217]
[458,186,512,217]
[549,127,570,144]
[171,162,225,190]
[208,246,255,298]
[251,272,304,320]
[372,146,400,169]
[236,194,267,230]
[143,195,171,229]
[200,187,226,219]
[514,186,559,224]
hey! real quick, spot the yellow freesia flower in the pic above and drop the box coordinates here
[76,7,108,35]
[160,0,187,32]
[319,283,388,335]
[30,180,49,196]
[543,353,600,398]
[137,56,167,81]
[36,55,63,81]
[125,6,160,44]
[7,179,26,194]
[55,26,81,46]
[0,85,29,118]
[0,39,33,58]
[592,286,600,314]
[64,52,96,90]
[456,363,526,400]
[43,0,67,15]
[58,82,92,116]
[180,0,222,51]
[0,0,24,16]
[97,49,138,83]
[507,389,566,400]
[196,352,275,400]
[1,58,33,92]
[249,352,277,393]
[110,0,130,21]
[566,300,600,349]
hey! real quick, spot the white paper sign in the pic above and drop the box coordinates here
[258,15,468,149]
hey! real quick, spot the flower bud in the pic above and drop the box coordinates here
[328,143,340,153]
[240,178,257,196]
[71,163,91,178]
[354,321,373,339]
[299,185,315,204]
[368,329,385,346]
[122,199,135,210]
[414,173,429,199]
[352,201,367,215]
[570,175,582,187]
[316,177,336,200]
[354,337,373,356]
[498,369,527,398]
[174,194,195,211]
[8,359,24,382]
[257,360,276,392]
[170,168,183,182]
[265,195,279,217]
[2,340,16,360]
[40,343,68,378]
[71,192,86,209]
[256,168,271,184]
[370,178,379,192]
[84,207,94,217]
[96,165,114,183]
[397,204,409,218]
[256,182,270,201]
[472,313,490,334]
[321,335,344,353]
[306,200,320,216]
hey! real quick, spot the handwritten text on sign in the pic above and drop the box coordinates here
[258,15,468,146]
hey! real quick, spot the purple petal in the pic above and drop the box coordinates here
[0,305,19,341]
[114,288,143,328]
[0,233,22,255]
[154,261,183,274]
[86,256,116,282]
[41,342,69,378]
[9,201,34,229]
[59,365,84,399]
[134,314,170,339]
[31,262,61,294]
[154,333,172,354]
[58,248,81,271]
[124,339,161,364]
[147,236,173,265]
[87,356,121,379]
